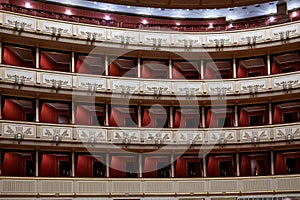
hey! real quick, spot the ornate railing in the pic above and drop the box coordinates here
[0,11,299,51]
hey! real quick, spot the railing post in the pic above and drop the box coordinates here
[233,55,237,79]
[200,60,204,79]
[71,50,75,73]
[36,98,39,123]
[236,152,240,176]
[267,53,271,75]
[35,149,39,177]
[36,46,39,69]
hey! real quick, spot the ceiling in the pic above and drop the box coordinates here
[88,0,275,9]
[42,0,300,20]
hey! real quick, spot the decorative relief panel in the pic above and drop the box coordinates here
[241,128,270,142]
[4,14,36,30]
[112,79,139,93]
[273,74,300,89]
[240,79,267,93]
[174,82,203,95]
[143,81,172,95]
[112,130,140,143]
[76,26,106,40]
[271,24,298,40]
[41,126,72,140]
[42,21,72,36]
[2,123,36,138]
[208,130,236,144]
[143,33,170,46]
[76,128,107,143]
[176,131,204,144]
[206,82,233,94]
[77,76,106,91]
[111,30,139,44]
[42,73,72,88]
[145,131,172,144]
[275,126,300,140]
[174,34,201,47]
[4,68,36,84]
[238,30,265,44]
[206,34,232,46]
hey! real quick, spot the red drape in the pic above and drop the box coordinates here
[40,103,57,123]
[143,156,169,178]
[39,154,69,177]
[175,157,201,178]
[207,156,218,177]
[1,152,31,176]
[2,99,23,121]
[110,156,137,178]
[3,46,35,68]
[75,106,91,125]
[76,155,103,177]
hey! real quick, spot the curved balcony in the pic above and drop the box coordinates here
[0,119,299,147]
[0,11,299,52]
[1,64,299,100]
[0,175,299,197]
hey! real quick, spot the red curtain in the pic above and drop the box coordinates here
[207,156,218,177]
[240,155,251,176]
[143,156,169,178]
[39,154,69,177]
[110,156,137,178]
[206,109,229,128]
[2,99,23,121]
[237,65,247,78]
[271,62,280,74]
[40,103,57,123]
[175,157,201,178]
[76,155,103,177]
[172,67,185,79]
[276,153,286,175]
[2,152,28,176]
[173,110,182,128]
[3,47,34,68]
[75,106,91,125]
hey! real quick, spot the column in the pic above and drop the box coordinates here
[234,105,238,127]
[203,155,206,177]
[35,150,39,177]
[170,106,173,128]
[106,153,110,177]
[169,57,172,79]
[72,151,75,177]
[271,150,274,175]
[105,104,109,126]
[202,107,205,128]
[137,56,141,78]
[36,46,39,69]
[138,105,141,127]
[0,95,2,119]
[35,98,39,122]
[269,103,273,125]
[71,50,75,73]
[71,102,75,124]
[0,42,2,64]
[233,55,237,78]
[267,53,271,75]
[236,152,240,176]
[139,154,142,178]
[200,60,204,79]
[0,148,2,174]
[105,54,108,76]
[171,154,174,178]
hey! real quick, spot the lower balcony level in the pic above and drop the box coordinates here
[0,175,299,198]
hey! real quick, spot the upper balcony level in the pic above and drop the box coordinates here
[0,10,300,53]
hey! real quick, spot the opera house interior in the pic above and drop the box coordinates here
[0,0,299,199]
